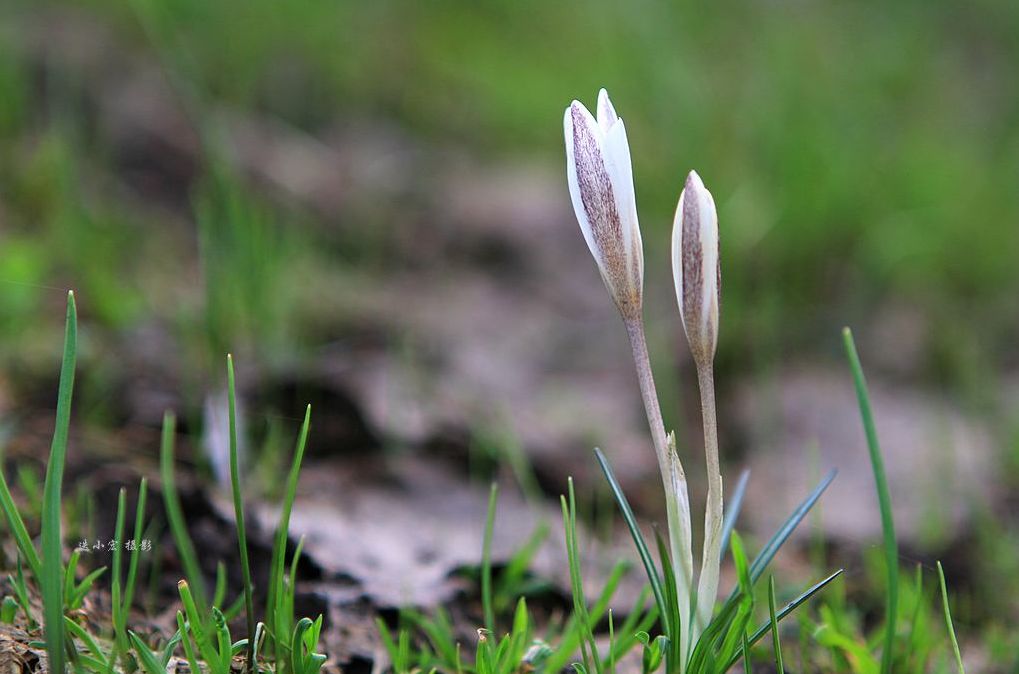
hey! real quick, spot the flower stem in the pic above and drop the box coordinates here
[625,317,694,668]
[694,363,723,636]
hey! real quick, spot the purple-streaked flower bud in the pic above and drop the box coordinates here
[564,89,643,321]
[672,170,720,367]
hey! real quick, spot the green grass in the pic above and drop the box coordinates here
[1,0,1018,391]
[226,355,256,671]
[481,482,498,637]
[160,410,210,616]
[768,576,785,674]
[154,356,324,674]
[595,443,840,673]
[378,476,657,674]
[265,403,312,671]
[40,291,77,674]
[843,327,899,674]
[560,477,600,674]
[0,297,331,674]
[787,329,974,673]
[937,562,966,674]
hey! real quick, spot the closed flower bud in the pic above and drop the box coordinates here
[672,170,720,367]
[564,89,643,321]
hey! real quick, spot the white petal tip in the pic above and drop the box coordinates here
[686,170,704,191]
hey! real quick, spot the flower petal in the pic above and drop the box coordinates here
[564,98,641,319]
[602,118,642,290]
[564,101,604,269]
[672,170,720,364]
[597,88,619,134]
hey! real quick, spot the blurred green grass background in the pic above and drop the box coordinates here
[1,0,1017,378]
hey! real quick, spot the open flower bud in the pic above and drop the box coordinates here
[672,170,720,367]
[564,89,643,321]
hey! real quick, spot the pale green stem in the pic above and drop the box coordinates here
[625,318,694,669]
[694,363,723,639]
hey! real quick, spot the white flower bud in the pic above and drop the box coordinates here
[672,170,720,367]
[564,89,643,321]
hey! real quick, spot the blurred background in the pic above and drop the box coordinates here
[1,0,1018,668]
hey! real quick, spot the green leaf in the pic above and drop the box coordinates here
[652,527,682,670]
[177,611,204,674]
[266,404,311,657]
[42,291,77,674]
[481,482,497,635]
[561,478,601,674]
[70,566,107,609]
[843,327,898,674]
[768,576,785,674]
[64,616,111,670]
[593,449,668,631]
[720,469,750,557]
[0,469,42,578]
[161,629,184,669]
[111,488,128,661]
[129,631,165,674]
[1,596,17,624]
[226,355,256,671]
[179,579,218,668]
[748,470,836,584]
[123,478,148,614]
[214,607,232,674]
[937,561,965,674]
[723,569,844,671]
[161,413,208,614]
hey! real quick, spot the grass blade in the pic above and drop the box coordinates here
[593,449,667,630]
[112,488,128,660]
[724,569,844,670]
[129,630,165,674]
[11,560,35,627]
[561,478,601,674]
[69,566,107,608]
[652,527,682,669]
[748,469,836,584]
[42,291,77,674]
[937,561,965,674]
[160,412,209,614]
[0,469,42,578]
[481,482,497,635]
[768,576,785,674]
[266,404,311,649]
[843,328,897,674]
[720,469,750,556]
[179,579,218,668]
[226,355,256,672]
[123,478,147,612]
[709,467,837,639]
[64,615,111,670]
[63,551,80,609]
[177,611,204,674]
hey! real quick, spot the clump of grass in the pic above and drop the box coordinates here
[0,291,325,674]
[790,332,971,672]
[154,355,325,674]
[377,478,655,674]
